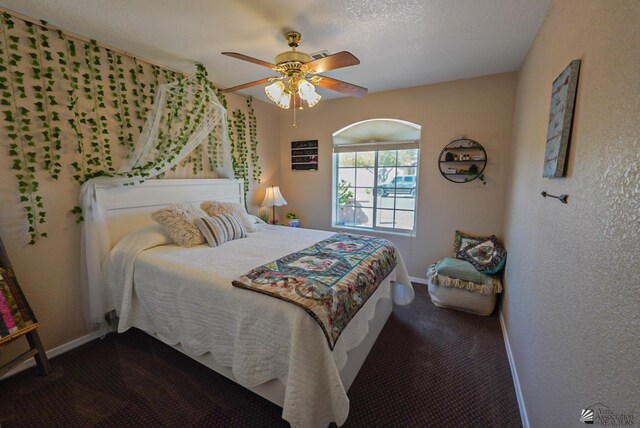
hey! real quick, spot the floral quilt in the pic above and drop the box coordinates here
[232,233,397,349]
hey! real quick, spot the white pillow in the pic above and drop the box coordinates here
[200,201,256,232]
[111,224,172,253]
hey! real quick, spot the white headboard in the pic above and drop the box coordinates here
[96,178,243,246]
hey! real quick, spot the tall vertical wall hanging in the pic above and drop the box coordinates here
[543,59,581,178]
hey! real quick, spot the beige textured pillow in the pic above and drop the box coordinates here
[200,201,256,232]
[151,203,207,247]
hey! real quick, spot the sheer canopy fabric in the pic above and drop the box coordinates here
[80,72,231,332]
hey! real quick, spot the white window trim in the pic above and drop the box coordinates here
[331,149,420,235]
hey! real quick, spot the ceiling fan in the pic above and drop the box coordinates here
[221,31,368,110]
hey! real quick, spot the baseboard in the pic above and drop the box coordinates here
[499,308,530,428]
[409,276,428,285]
[0,330,104,380]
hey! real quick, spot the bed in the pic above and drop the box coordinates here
[97,178,414,427]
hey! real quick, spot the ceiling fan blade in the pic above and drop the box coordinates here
[222,77,273,93]
[314,76,368,98]
[305,51,360,73]
[221,52,275,69]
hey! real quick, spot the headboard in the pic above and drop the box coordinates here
[95,178,243,246]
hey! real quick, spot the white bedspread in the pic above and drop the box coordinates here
[103,224,413,427]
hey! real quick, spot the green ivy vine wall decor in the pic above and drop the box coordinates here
[0,11,261,244]
[247,97,262,183]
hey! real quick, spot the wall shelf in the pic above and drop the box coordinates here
[438,138,487,184]
[443,173,478,176]
[439,146,481,151]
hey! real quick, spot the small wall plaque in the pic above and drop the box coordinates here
[291,140,318,171]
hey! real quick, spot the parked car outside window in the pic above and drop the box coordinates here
[377,175,417,197]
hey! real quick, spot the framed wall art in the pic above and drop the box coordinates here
[291,140,318,171]
[543,59,581,178]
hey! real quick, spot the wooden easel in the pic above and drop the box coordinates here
[0,236,51,378]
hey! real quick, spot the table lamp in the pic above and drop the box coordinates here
[262,185,287,224]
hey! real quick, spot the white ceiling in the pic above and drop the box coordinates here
[0,0,551,103]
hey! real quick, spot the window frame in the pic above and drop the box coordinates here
[332,148,420,235]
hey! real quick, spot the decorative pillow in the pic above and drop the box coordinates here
[435,257,488,284]
[151,203,207,247]
[200,201,256,233]
[452,230,492,257]
[457,235,507,274]
[195,214,247,247]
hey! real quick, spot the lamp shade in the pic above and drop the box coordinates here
[298,79,321,108]
[262,185,287,207]
[265,81,291,109]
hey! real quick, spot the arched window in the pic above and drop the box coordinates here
[332,119,421,233]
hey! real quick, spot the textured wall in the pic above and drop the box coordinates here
[278,72,517,279]
[502,0,640,425]
[0,13,280,363]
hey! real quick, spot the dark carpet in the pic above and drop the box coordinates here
[0,284,521,427]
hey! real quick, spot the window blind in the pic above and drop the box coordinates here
[333,140,420,153]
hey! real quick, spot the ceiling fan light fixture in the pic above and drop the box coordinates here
[298,79,321,108]
[265,81,291,109]
[279,92,292,109]
[223,31,365,114]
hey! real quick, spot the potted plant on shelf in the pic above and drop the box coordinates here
[463,163,487,185]
[286,212,300,227]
